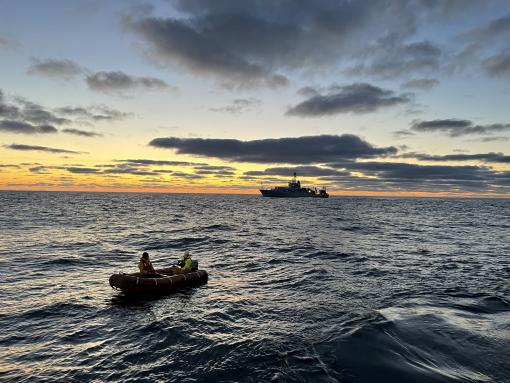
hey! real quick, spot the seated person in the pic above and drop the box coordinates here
[173,250,193,274]
[138,252,156,274]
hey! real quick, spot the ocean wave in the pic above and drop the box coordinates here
[142,236,212,250]
[2,192,510,382]
[41,257,91,266]
[11,302,94,321]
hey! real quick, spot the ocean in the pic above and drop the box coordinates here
[0,191,509,382]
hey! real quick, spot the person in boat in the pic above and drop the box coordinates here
[173,250,193,274]
[138,252,156,274]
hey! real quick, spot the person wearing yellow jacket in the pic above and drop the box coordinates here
[174,250,193,274]
[138,252,156,274]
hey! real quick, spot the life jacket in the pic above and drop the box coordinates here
[138,258,153,273]
[181,255,193,272]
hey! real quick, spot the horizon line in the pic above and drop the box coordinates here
[1,187,509,199]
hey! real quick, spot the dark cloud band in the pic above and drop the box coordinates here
[115,159,206,166]
[149,134,397,164]
[411,119,510,136]
[400,152,510,163]
[1,88,129,138]
[286,83,410,117]
[0,120,57,134]
[245,166,347,177]
[56,105,131,122]
[62,128,102,137]
[86,71,170,94]
[4,144,83,154]
[27,58,83,79]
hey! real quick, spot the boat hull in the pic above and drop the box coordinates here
[109,269,208,296]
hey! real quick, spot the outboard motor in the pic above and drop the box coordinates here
[191,260,199,272]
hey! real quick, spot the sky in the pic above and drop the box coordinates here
[1,0,510,196]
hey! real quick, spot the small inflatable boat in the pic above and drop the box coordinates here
[109,261,208,296]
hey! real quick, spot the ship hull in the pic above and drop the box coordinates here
[260,189,328,198]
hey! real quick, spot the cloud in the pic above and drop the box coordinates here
[1,95,70,126]
[16,100,71,125]
[297,87,320,97]
[4,144,83,154]
[410,119,510,136]
[121,1,486,87]
[244,166,348,177]
[401,78,439,90]
[483,52,510,78]
[149,134,397,164]
[24,162,186,177]
[123,8,295,88]
[0,120,57,134]
[115,159,206,166]
[170,171,204,180]
[400,152,510,163]
[194,169,235,176]
[321,161,510,192]
[86,71,170,94]
[62,128,103,137]
[448,43,482,74]
[75,161,205,179]
[476,136,509,142]
[455,14,510,78]
[65,167,101,174]
[123,1,432,87]
[193,164,237,176]
[26,57,172,94]
[209,98,261,114]
[27,58,84,79]
[393,130,415,138]
[0,103,19,120]
[286,83,410,117]
[76,161,185,177]
[194,165,236,171]
[0,35,18,49]
[1,89,129,127]
[240,160,510,193]
[347,39,442,79]
[55,104,131,122]
[101,167,156,176]
[459,13,510,42]
[1,89,129,139]
[28,165,60,173]
[337,161,489,180]
[27,165,104,174]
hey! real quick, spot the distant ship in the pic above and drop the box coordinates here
[260,173,329,198]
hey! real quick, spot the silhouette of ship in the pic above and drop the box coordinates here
[260,173,329,198]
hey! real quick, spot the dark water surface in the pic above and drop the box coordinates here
[1,191,509,382]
